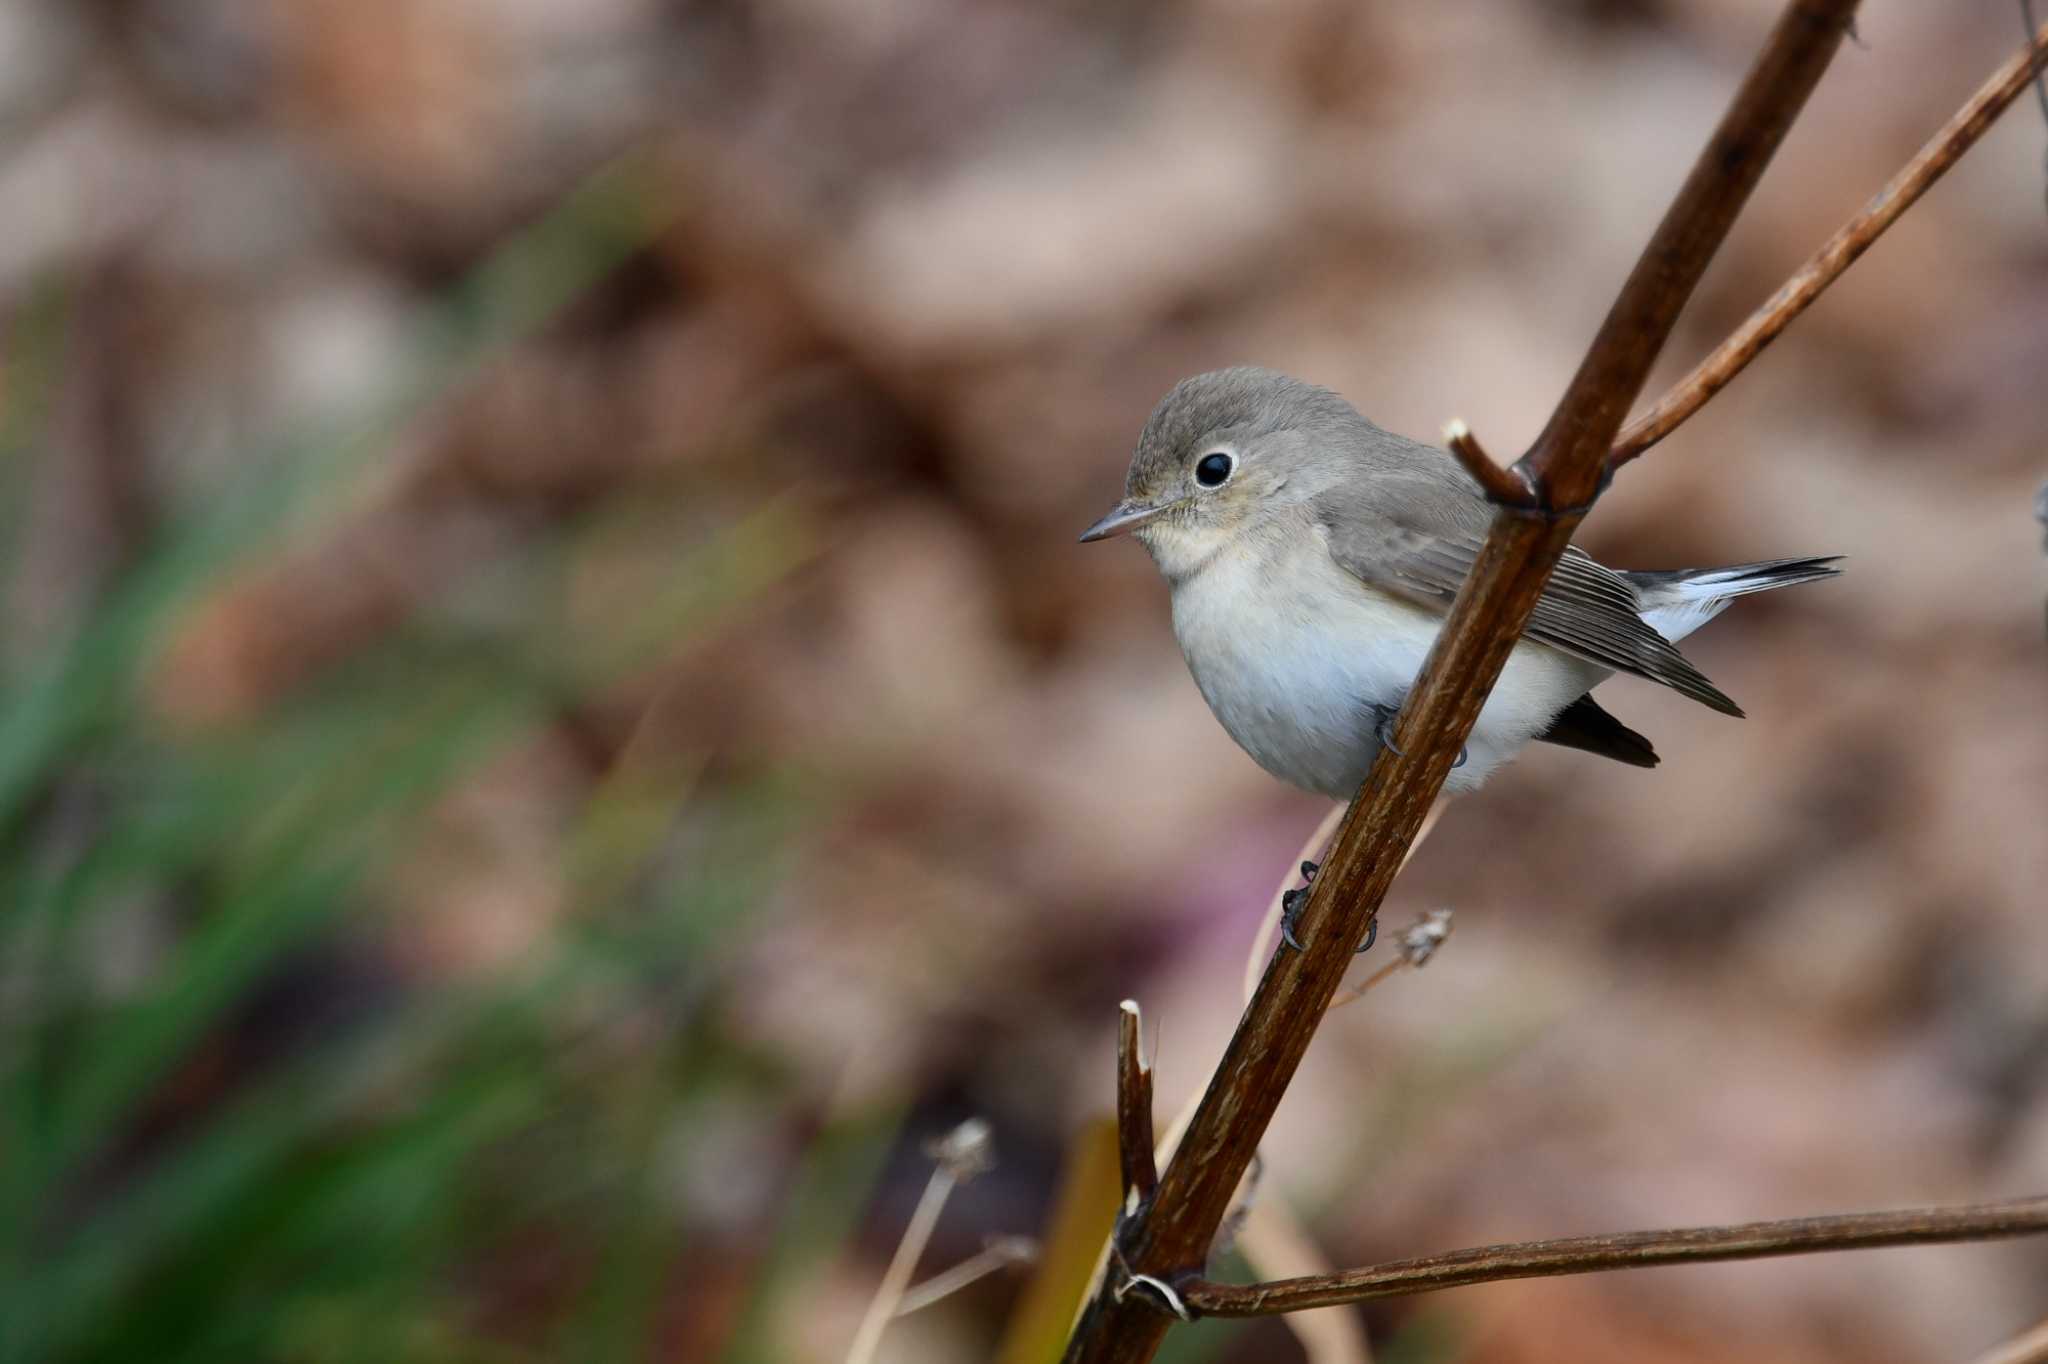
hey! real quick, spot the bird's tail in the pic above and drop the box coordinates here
[1624,555,1842,643]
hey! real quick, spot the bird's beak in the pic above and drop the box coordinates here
[1078,497,1172,543]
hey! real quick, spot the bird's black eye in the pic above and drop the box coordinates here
[1194,452,1234,487]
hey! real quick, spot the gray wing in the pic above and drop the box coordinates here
[1316,472,1743,716]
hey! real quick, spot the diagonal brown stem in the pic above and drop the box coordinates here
[1177,1196,2048,1315]
[1058,4,1861,1360]
[1611,17,2048,467]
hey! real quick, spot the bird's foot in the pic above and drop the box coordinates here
[1278,860,1378,955]
[1279,860,1317,952]
[1377,703,1468,770]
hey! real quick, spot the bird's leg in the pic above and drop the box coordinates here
[1279,860,1378,955]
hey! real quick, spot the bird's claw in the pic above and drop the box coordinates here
[1278,860,1375,954]
[1279,861,1319,952]
[1280,887,1307,951]
[1377,705,1468,770]
[1372,704,1406,757]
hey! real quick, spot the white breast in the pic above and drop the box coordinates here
[1166,530,1605,797]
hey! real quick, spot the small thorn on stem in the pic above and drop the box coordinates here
[1117,1001,1159,1201]
[1444,419,1544,510]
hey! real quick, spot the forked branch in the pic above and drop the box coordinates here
[1611,16,2048,467]
[1061,4,1861,1359]
[1062,4,2048,1357]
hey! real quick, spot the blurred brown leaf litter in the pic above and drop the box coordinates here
[0,3,2045,1362]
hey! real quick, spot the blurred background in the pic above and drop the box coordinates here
[0,2,2044,1361]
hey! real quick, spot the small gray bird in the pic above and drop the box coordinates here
[1081,367,1839,799]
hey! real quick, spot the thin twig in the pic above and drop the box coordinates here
[1610,16,2048,467]
[896,1237,1039,1317]
[1325,910,1454,1013]
[1175,1196,2048,1316]
[1323,958,1407,1013]
[1442,420,1537,509]
[846,1119,994,1364]
[1060,7,1860,1361]
[1117,1001,1157,1203]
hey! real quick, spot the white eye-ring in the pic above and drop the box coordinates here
[1194,451,1234,488]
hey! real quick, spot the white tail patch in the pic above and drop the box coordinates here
[1631,556,1842,643]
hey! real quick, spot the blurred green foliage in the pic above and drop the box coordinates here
[0,157,890,1364]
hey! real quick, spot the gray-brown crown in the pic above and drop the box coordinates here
[1123,366,1365,498]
